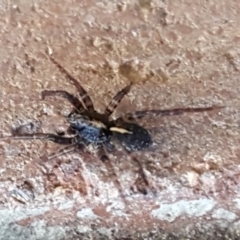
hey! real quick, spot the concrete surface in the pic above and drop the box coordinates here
[0,0,240,239]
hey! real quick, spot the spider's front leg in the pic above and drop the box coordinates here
[2,133,76,145]
[48,55,95,111]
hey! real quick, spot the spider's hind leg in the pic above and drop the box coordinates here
[96,145,128,208]
[120,106,224,121]
[130,154,153,195]
[48,55,95,111]
[104,82,132,117]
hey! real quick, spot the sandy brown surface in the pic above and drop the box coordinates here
[0,0,240,239]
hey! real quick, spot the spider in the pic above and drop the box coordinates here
[2,54,223,196]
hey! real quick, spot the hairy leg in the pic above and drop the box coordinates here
[47,142,86,160]
[104,83,132,117]
[130,154,151,195]
[1,133,76,145]
[48,55,95,111]
[96,145,128,208]
[119,105,224,121]
[120,146,152,195]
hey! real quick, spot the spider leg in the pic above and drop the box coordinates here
[119,105,224,121]
[96,145,109,162]
[130,154,151,195]
[104,83,133,117]
[120,147,152,195]
[47,143,85,160]
[48,55,95,111]
[1,133,76,145]
[96,145,128,208]
[42,90,85,112]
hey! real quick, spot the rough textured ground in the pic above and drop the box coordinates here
[0,0,240,239]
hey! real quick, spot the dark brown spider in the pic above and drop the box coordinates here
[2,54,223,197]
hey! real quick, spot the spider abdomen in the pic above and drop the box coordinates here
[111,121,152,152]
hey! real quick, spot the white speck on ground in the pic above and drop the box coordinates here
[151,198,216,222]
[76,207,98,219]
[233,198,240,209]
[0,206,50,224]
[212,208,237,222]
[56,200,75,210]
[76,225,93,234]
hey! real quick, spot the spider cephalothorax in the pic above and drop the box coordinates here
[67,113,110,144]
[2,54,223,197]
